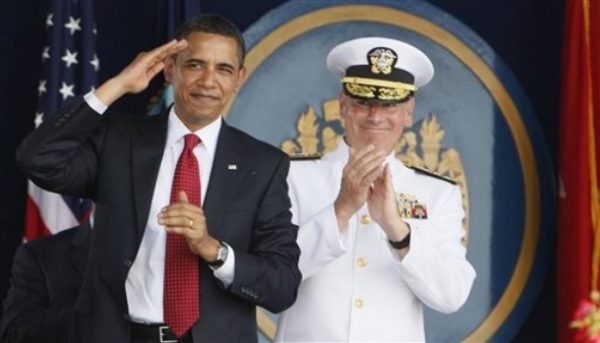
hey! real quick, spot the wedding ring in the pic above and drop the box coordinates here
[189,219,194,227]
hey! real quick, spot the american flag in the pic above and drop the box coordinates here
[24,0,97,240]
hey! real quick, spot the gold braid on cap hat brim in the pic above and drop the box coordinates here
[378,87,412,101]
[342,77,417,101]
[344,83,377,98]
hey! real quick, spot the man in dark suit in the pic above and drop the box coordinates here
[16,14,301,343]
[0,222,91,343]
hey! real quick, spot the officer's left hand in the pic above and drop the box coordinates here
[368,164,409,242]
[158,191,220,261]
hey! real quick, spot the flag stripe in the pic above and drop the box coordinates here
[28,182,79,235]
[25,0,98,239]
[23,195,52,241]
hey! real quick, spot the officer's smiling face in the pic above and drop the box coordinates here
[340,93,414,155]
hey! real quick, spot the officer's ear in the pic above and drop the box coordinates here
[403,97,416,128]
[339,93,349,118]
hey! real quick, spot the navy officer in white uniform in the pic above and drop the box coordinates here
[276,37,476,342]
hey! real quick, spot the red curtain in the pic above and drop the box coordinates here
[557,0,600,341]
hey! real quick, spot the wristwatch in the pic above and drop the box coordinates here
[208,242,229,268]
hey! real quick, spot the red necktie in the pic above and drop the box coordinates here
[164,133,201,337]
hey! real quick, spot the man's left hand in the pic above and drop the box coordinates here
[158,191,220,261]
[367,164,409,242]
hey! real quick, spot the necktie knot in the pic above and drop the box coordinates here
[183,134,201,151]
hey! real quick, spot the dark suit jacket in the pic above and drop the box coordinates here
[0,222,91,343]
[16,97,302,342]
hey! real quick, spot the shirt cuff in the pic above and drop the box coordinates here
[84,91,108,114]
[387,223,418,264]
[337,219,351,251]
[212,242,235,287]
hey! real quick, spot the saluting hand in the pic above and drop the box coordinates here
[94,39,188,106]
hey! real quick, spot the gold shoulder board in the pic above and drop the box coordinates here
[406,164,457,185]
[289,153,323,161]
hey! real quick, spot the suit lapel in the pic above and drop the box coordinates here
[131,112,169,241]
[203,122,245,237]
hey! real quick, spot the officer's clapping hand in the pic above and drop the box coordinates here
[334,144,385,231]
[368,164,410,242]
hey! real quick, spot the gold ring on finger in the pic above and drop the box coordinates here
[189,219,194,228]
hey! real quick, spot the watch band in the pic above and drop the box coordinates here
[389,229,411,250]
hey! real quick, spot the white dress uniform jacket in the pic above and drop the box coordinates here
[276,142,476,342]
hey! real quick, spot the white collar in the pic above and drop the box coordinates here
[165,107,222,156]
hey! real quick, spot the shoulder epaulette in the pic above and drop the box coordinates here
[406,164,456,185]
[289,153,322,161]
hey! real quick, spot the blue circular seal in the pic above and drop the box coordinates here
[223,1,555,341]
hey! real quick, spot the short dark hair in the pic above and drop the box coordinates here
[175,14,246,67]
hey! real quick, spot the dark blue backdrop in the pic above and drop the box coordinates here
[0,0,563,340]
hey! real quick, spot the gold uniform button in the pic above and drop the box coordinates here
[356,257,367,268]
[360,215,371,225]
[354,298,364,309]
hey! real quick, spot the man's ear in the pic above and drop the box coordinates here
[405,112,414,127]
[235,66,247,91]
[163,56,175,83]
[339,93,349,118]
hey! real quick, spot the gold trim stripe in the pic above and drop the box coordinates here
[341,76,417,91]
[583,0,600,292]
[256,307,276,340]
[234,5,540,341]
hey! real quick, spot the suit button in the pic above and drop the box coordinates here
[360,215,371,225]
[356,257,367,268]
[124,260,132,267]
[354,298,364,309]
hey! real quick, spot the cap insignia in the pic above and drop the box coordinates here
[368,47,397,75]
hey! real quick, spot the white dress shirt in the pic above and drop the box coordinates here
[84,92,235,324]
